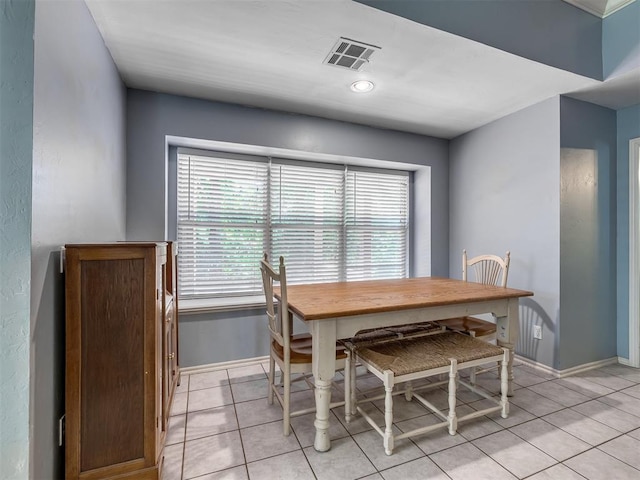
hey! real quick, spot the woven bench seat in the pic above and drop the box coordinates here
[344,331,509,455]
[346,321,444,351]
[355,331,505,376]
[342,323,445,398]
[384,321,445,339]
[436,316,497,337]
[435,316,500,383]
[348,327,400,346]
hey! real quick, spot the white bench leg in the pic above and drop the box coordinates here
[405,380,413,401]
[448,359,458,435]
[344,351,352,423]
[500,349,510,418]
[383,371,394,455]
[470,367,477,385]
[351,354,357,417]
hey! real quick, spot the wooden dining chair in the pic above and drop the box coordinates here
[382,250,510,344]
[435,249,510,382]
[260,253,347,435]
[436,250,510,338]
[343,331,510,455]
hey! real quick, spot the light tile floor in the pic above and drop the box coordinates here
[162,361,640,480]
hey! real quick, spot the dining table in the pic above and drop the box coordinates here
[278,276,534,452]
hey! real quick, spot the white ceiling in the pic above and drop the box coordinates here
[85,0,639,139]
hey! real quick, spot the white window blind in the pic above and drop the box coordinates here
[346,169,409,281]
[270,161,344,284]
[177,152,409,299]
[177,154,268,297]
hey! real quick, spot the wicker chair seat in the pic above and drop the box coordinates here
[271,336,347,364]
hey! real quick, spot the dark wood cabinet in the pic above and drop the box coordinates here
[161,241,180,438]
[65,242,180,480]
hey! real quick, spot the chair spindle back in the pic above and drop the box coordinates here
[462,249,510,287]
[260,253,290,355]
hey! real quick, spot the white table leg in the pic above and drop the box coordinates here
[496,336,515,396]
[496,299,520,397]
[311,319,337,452]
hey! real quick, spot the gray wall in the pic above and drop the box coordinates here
[599,0,639,360]
[559,97,617,369]
[356,0,603,79]
[178,309,267,367]
[31,1,126,477]
[450,95,620,370]
[450,97,560,369]
[617,104,640,358]
[126,89,449,366]
[0,1,35,478]
[603,1,640,78]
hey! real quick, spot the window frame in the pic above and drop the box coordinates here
[168,145,417,312]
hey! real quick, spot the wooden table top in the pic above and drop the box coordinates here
[280,277,534,321]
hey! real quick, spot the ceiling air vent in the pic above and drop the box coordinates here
[324,37,381,71]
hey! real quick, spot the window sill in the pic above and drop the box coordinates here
[179,295,265,314]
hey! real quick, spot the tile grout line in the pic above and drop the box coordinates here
[224,367,251,478]
[169,366,640,480]
[180,375,190,480]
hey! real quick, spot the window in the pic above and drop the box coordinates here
[177,151,409,299]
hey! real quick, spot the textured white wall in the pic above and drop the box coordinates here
[31,1,126,477]
[0,1,34,478]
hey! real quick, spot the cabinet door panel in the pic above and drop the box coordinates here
[80,258,146,471]
[66,242,176,480]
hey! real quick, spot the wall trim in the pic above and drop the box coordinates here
[181,355,270,375]
[179,296,265,315]
[561,0,636,18]
[183,354,622,378]
[618,356,633,366]
[515,355,619,378]
[629,137,640,367]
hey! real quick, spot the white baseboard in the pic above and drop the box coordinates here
[515,355,619,378]
[183,354,626,378]
[618,356,633,366]
[514,356,558,377]
[181,355,269,375]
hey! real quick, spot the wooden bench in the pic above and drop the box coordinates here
[343,331,509,455]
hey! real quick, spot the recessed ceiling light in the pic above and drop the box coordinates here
[350,80,374,93]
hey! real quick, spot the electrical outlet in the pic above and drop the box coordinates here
[533,325,542,340]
